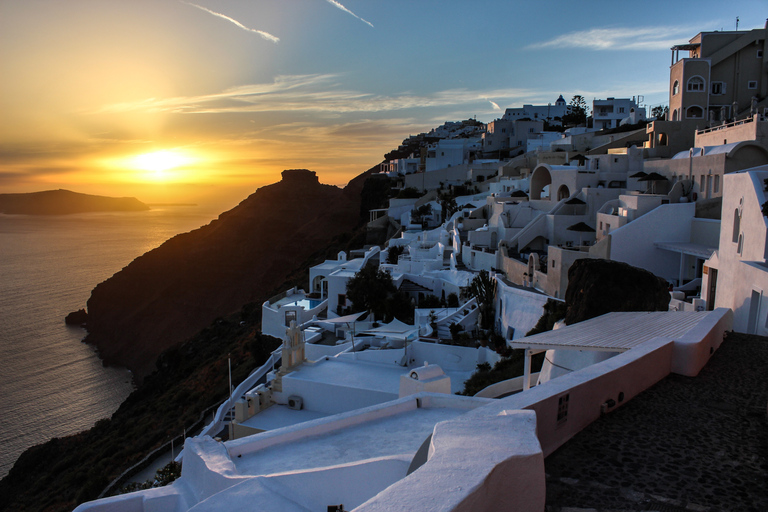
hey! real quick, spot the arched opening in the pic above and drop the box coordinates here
[557,184,570,201]
[312,275,325,296]
[530,165,552,200]
[686,76,705,92]
[659,133,668,146]
[686,105,704,119]
[672,109,679,121]
[672,80,680,95]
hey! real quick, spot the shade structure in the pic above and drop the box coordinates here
[566,221,595,232]
[639,172,668,182]
[510,190,529,198]
[639,172,669,193]
[564,197,586,205]
[629,171,648,178]
[566,221,595,246]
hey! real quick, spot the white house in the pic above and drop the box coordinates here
[592,97,647,130]
[703,167,768,334]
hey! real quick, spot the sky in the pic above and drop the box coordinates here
[1,1,766,209]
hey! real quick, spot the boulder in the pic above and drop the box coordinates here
[564,258,670,325]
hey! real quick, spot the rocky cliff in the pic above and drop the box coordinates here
[85,169,371,381]
[564,258,671,324]
[0,189,149,215]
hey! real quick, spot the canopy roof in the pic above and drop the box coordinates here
[509,311,713,352]
[362,318,419,340]
[566,221,595,232]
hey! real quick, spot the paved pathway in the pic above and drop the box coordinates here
[544,331,768,512]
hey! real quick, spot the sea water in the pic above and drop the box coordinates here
[0,207,217,479]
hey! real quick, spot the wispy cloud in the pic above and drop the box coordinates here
[527,25,694,51]
[486,98,501,111]
[323,0,373,28]
[181,1,279,43]
[94,75,537,117]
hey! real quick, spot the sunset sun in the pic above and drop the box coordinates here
[131,150,192,181]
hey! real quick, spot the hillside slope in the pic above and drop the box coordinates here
[84,169,366,381]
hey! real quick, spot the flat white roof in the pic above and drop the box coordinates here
[286,358,405,393]
[286,356,471,396]
[239,405,330,431]
[234,406,466,477]
[509,311,712,352]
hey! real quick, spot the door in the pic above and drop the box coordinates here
[706,269,717,311]
[747,290,761,334]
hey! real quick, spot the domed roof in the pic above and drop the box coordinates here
[555,95,566,105]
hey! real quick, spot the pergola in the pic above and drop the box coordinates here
[508,311,713,390]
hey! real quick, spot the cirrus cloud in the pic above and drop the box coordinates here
[527,25,697,51]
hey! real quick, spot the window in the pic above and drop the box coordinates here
[686,105,704,118]
[758,49,764,58]
[619,107,625,113]
[285,310,297,327]
[673,80,680,95]
[687,76,705,92]
[711,82,726,95]
[557,394,570,426]
[748,80,758,89]
[714,175,720,193]
[733,209,740,243]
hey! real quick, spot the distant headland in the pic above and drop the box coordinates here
[0,189,149,215]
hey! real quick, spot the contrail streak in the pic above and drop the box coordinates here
[182,1,279,43]
[324,0,373,28]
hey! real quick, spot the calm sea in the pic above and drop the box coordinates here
[0,207,217,479]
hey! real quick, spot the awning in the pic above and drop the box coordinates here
[362,318,419,340]
[509,311,711,353]
[316,311,367,330]
[509,311,714,391]
[654,241,716,259]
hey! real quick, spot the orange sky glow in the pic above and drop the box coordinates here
[2,1,763,210]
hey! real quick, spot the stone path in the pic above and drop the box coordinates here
[544,331,768,512]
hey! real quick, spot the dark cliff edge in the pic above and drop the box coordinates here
[0,189,149,215]
[84,167,383,382]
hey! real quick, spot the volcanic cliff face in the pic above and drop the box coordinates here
[86,169,365,381]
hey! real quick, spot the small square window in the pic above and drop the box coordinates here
[748,81,758,89]
[758,49,764,58]
[711,82,725,95]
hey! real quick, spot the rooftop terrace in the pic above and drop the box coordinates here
[544,331,768,511]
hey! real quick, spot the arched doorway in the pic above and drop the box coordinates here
[530,165,552,200]
[557,184,570,201]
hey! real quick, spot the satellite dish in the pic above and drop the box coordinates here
[607,206,615,215]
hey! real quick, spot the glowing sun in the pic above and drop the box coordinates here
[132,150,192,180]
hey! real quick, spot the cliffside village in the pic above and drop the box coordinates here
[77,24,768,512]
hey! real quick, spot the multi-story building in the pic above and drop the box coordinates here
[669,22,768,123]
[502,95,568,125]
[592,97,647,130]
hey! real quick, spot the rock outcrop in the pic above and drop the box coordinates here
[85,169,371,381]
[564,258,670,325]
[0,189,149,215]
[64,309,88,326]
